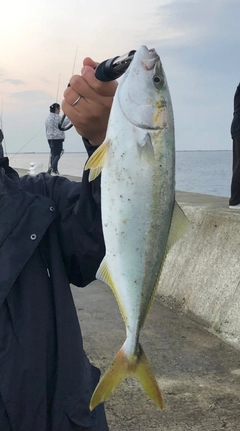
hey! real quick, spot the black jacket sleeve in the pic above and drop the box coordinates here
[19,139,105,287]
[231,83,240,138]
[0,129,4,142]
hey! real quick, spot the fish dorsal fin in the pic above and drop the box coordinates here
[97,257,128,325]
[166,200,192,253]
[85,140,110,181]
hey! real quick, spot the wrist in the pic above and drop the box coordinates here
[77,129,106,147]
[89,136,105,147]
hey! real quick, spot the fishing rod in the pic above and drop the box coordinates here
[0,94,3,128]
[9,131,41,160]
[58,49,136,131]
[55,73,61,103]
[47,47,79,171]
[0,93,7,156]
[56,46,78,105]
[71,46,78,76]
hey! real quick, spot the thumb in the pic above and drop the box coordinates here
[83,57,99,69]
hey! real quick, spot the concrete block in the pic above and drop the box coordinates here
[157,200,240,349]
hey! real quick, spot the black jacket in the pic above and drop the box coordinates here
[0,143,108,431]
[0,129,3,142]
[231,83,240,138]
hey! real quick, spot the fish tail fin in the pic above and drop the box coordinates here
[90,343,163,411]
[134,343,163,409]
[90,347,126,411]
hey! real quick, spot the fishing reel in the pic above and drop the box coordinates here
[94,49,136,81]
[58,50,136,131]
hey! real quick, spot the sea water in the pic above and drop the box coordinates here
[176,150,232,198]
[7,150,232,198]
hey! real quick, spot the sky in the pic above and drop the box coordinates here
[0,0,239,154]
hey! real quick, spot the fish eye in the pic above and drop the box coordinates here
[153,75,164,88]
[153,75,162,84]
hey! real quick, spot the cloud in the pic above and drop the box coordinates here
[153,0,239,44]
[135,0,239,151]
[40,77,53,85]
[140,0,239,100]
[9,90,51,103]
[4,78,24,85]
[143,0,239,69]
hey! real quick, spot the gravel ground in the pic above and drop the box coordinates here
[72,281,240,431]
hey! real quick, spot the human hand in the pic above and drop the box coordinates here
[62,57,118,146]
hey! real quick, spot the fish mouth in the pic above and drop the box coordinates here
[141,48,159,71]
[141,48,165,88]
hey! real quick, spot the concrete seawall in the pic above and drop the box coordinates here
[159,191,240,349]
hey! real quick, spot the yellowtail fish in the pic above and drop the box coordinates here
[85,45,191,410]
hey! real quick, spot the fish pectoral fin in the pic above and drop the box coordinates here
[85,139,110,181]
[137,133,155,164]
[166,200,192,252]
[89,343,163,411]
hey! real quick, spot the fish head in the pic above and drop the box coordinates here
[117,46,173,131]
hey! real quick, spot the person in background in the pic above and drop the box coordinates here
[0,128,4,158]
[45,103,68,175]
[0,57,117,431]
[229,83,240,209]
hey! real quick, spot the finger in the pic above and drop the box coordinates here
[61,97,91,128]
[62,97,110,146]
[62,58,99,104]
[81,66,118,97]
[65,75,107,105]
[62,98,101,131]
[63,85,81,106]
[83,57,99,69]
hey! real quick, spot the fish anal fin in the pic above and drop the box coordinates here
[90,343,163,411]
[85,140,110,181]
[96,256,113,288]
[166,200,192,253]
[97,257,128,326]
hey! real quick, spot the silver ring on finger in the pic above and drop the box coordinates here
[72,95,81,106]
